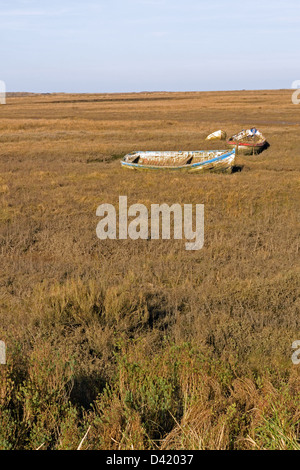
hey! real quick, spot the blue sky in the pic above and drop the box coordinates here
[0,0,299,92]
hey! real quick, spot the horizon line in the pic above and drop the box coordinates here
[6,88,293,95]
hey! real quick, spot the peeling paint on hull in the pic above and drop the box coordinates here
[121,149,236,172]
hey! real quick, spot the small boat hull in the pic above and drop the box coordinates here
[227,128,266,155]
[121,149,236,172]
[227,142,265,155]
[206,130,227,141]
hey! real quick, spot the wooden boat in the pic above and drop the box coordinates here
[121,149,236,172]
[206,130,227,141]
[227,128,266,155]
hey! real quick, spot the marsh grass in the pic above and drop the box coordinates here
[0,90,299,449]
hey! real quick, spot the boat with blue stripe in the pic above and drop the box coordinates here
[121,148,236,172]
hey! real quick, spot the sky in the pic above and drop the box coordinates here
[0,0,299,93]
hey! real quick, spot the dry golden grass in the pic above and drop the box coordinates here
[0,90,299,449]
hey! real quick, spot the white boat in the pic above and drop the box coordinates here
[227,128,267,154]
[206,130,227,141]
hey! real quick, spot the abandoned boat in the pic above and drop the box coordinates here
[227,128,266,155]
[206,130,227,141]
[121,149,236,172]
